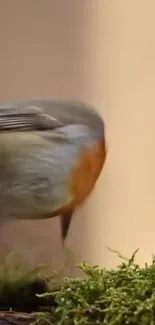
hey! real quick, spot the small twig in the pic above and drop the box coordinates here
[107,247,139,265]
[128,248,139,265]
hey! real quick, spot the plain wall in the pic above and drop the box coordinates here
[0,0,155,270]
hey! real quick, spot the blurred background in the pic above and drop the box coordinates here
[0,0,155,272]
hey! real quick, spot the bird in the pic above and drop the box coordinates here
[0,99,107,244]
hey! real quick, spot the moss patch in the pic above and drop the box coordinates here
[35,248,155,325]
[1,249,155,324]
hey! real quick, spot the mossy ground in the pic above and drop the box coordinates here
[0,250,61,313]
[1,249,155,325]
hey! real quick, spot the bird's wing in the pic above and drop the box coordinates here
[0,104,62,131]
[0,124,95,221]
[0,99,105,138]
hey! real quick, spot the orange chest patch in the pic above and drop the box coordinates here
[35,137,106,219]
[68,137,107,207]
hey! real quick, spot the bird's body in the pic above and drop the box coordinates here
[0,99,106,242]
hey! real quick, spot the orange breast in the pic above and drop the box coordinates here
[37,137,106,219]
[69,137,106,207]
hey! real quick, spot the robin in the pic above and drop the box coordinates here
[0,99,107,244]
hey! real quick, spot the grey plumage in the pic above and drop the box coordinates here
[0,99,106,242]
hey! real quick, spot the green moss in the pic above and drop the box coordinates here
[1,249,155,324]
[34,249,155,325]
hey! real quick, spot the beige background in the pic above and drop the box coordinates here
[0,0,155,271]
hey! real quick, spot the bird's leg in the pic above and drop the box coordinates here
[60,212,77,277]
[60,212,73,245]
